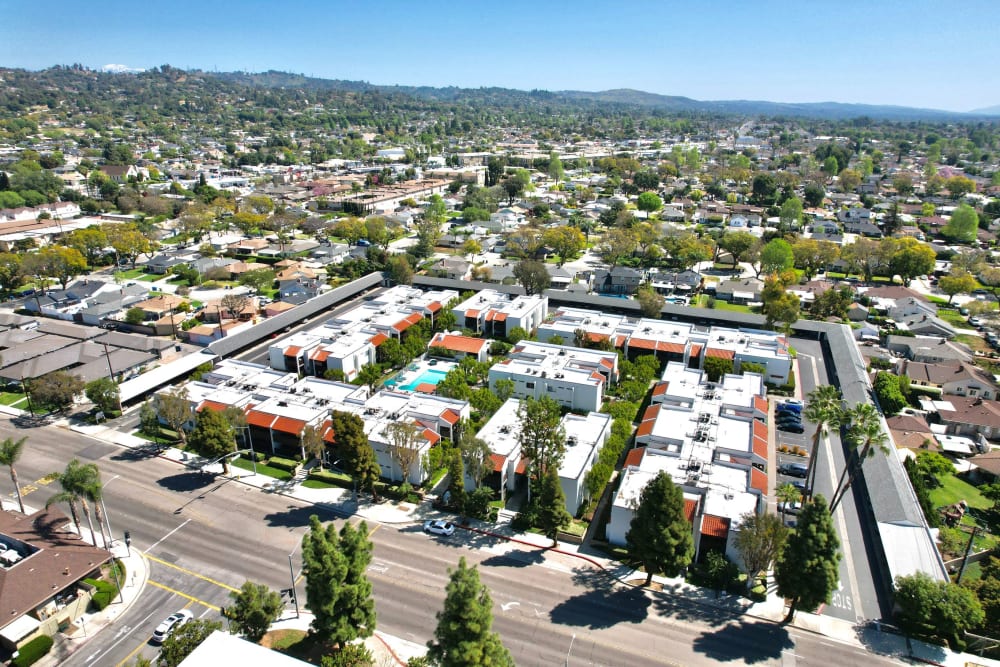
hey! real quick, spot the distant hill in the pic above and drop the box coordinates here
[970,104,1000,116]
[208,73,993,121]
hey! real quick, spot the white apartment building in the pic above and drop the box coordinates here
[607,363,767,566]
[452,290,548,339]
[488,341,618,413]
[538,307,792,385]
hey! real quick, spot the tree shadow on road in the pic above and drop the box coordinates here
[691,620,793,663]
[548,583,650,629]
[156,471,216,493]
[262,503,341,528]
[480,549,545,568]
[111,443,165,461]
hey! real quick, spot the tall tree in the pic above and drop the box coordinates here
[85,377,120,415]
[938,270,978,305]
[776,483,802,523]
[757,238,795,277]
[27,371,84,413]
[774,494,841,623]
[941,203,979,244]
[81,463,109,549]
[778,196,803,232]
[0,437,27,514]
[516,397,565,483]
[188,408,236,474]
[733,512,788,590]
[830,403,888,512]
[355,363,382,396]
[718,230,757,270]
[301,515,375,650]
[541,226,585,267]
[384,421,423,487]
[802,385,844,500]
[598,228,638,268]
[636,284,665,318]
[224,581,283,643]
[536,467,572,546]
[459,430,492,490]
[841,237,896,284]
[511,259,550,296]
[894,572,984,649]
[157,387,191,445]
[329,411,380,500]
[889,237,936,285]
[426,557,514,667]
[626,471,694,586]
[300,424,325,468]
[45,459,92,538]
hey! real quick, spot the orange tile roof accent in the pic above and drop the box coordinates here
[284,345,301,356]
[689,344,703,357]
[659,342,685,354]
[683,498,697,524]
[441,409,460,425]
[636,420,655,437]
[246,410,278,429]
[369,332,389,346]
[435,334,487,354]
[484,309,496,322]
[752,435,768,460]
[614,334,627,348]
[494,313,507,322]
[623,447,646,468]
[600,358,614,369]
[706,347,735,360]
[310,348,331,362]
[321,420,335,444]
[422,428,441,445]
[750,467,768,494]
[272,416,307,436]
[427,301,442,313]
[197,400,229,413]
[392,312,423,332]
[590,371,606,383]
[753,395,768,413]
[629,337,656,350]
[701,514,731,538]
[753,420,767,441]
[652,382,669,396]
[491,453,507,472]
[643,405,660,421]
[515,457,527,474]
[587,332,609,343]
[466,309,480,318]
[414,382,438,394]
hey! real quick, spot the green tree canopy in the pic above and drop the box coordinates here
[84,377,120,415]
[758,238,795,277]
[157,619,223,667]
[426,557,514,667]
[224,581,283,643]
[535,467,572,546]
[188,408,236,473]
[774,494,840,622]
[895,572,984,649]
[511,259,551,296]
[941,203,979,244]
[626,471,694,585]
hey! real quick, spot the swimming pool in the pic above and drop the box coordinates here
[398,368,450,392]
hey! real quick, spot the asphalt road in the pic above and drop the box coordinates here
[792,338,885,623]
[0,417,901,667]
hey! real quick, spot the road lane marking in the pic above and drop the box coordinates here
[145,518,191,552]
[145,553,240,593]
[147,580,221,611]
[15,472,59,498]
[83,608,157,666]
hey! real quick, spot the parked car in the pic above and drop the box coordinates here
[778,500,803,514]
[776,415,803,426]
[776,403,801,415]
[423,520,455,537]
[152,609,193,645]
[778,423,805,434]
[778,463,809,478]
[969,316,983,328]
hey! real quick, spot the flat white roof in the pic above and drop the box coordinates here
[475,398,523,458]
[560,411,611,480]
[178,630,308,666]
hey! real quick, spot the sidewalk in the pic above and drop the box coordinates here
[56,416,1000,667]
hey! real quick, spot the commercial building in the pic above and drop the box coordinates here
[451,290,548,339]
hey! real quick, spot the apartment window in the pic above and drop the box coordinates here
[547,386,555,392]
[526,382,535,389]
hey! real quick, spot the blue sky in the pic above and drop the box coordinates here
[7,0,1000,112]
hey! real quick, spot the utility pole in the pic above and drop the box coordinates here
[287,554,300,619]
[956,526,980,584]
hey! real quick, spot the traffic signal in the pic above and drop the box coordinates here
[281,588,296,605]
[124,531,131,548]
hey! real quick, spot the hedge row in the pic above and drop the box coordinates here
[83,577,117,611]
[12,634,53,667]
[267,456,300,473]
[583,401,641,505]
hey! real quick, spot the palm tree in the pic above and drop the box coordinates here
[829,404,889,513]
[776,482,802,523]
[81,464,109,549]
[801,386,845,501]
[0,436,27,514]
[46,459,95,540]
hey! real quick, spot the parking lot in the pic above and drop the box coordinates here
[773,399,813,517]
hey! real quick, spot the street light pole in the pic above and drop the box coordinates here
[287,553,300,619]
[246,426,258,475]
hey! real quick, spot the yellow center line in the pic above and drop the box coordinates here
[115,641,147,667]
[144,553,240,593]
[147,580,221,611]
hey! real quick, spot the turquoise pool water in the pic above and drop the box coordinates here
[398,368,449,392]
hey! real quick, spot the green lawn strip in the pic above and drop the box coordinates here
[955,334,990,354]
[132,429,180,446]
[929,473,991,510]
[936,308,970,327]
[0,392,27,406]
[231,457,293,480]
[137,273,161,282]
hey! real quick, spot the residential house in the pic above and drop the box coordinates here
[902,360,1000,400]
[935,395,1000,441]
[427,333,491,363]
[227,238,270,256]
[885,335,971,363]
[98,164,139,183]
[885,413,939,451]
[486,208,525,233]
[132,294,186,320]
[430,257,471,281]
[145,254,188,275]
[592,266,644,295]
[714,278,764,304]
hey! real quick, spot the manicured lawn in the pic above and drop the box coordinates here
[133,429,180,446]
[955,334,991,354]
[138,273,161,282]
[231,457,293,480]
[0,392,26,406]
[937,308,969,327]
[116,268,148,280]
[929,473,992,511]
[695,294,753,313]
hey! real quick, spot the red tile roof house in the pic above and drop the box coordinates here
[427,332,491,363]
[0,509,111,652]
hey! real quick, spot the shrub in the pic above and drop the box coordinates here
[83,577,117,611]
[267,456,299,473]
[12,634,54,667]
[308,469,353,489]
